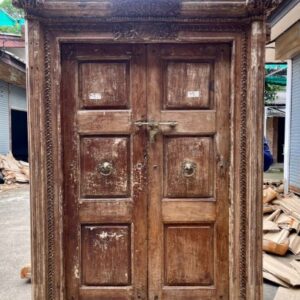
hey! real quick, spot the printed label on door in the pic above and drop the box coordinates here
[187,91,200,98]
[89,93,102,100]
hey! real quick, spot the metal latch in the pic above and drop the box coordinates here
[134,120,178,143]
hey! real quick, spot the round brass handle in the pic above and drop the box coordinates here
[98,161,113,176]
[182,161,196,177]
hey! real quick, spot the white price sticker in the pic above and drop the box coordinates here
[89,93,102,100]
[187,91,200,98]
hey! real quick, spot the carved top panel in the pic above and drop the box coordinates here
[13,0,281,19]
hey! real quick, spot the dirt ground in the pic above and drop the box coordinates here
[0,185,31,300]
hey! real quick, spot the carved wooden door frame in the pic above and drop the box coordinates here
[17,1,274,299]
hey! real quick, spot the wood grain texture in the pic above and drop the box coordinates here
[79,286,133,300]
[26,20,47,300]
[165,225,214,286]
[164,137,214,198]
[14,0,277,18]
[77,111,132,134]
[165,61,212,109]
[79,61,129,109]
[162,200,216,222]
[147,43,230,299]
[81,225,131,286]
[80,137,130,197]
[246,20,266,300]
[61,44,148,299]
[23,3,267,298]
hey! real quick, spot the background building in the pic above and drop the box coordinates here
[0,32,26,161]
[268,0,300,194]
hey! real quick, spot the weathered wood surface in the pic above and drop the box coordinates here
[19,1,270,299]
[13,0,280,18]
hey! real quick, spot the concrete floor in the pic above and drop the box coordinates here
[264,282,278,300]
[0,185,31,300]
[0,184,291,300]
[264,163,284,182]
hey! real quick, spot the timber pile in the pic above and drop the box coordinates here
[263,183,300,295]
[0,152,29,184]
[20,265,31,280]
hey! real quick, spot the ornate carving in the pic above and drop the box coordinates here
[111,0,181,17]
[239,31,248,300]
[112,22,179,40]
[43,21,247,42]
[44,30,55,300]
[246,0,283,15]
[12,0,37,9]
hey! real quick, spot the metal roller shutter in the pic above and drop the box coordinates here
[0,80,9,155]
[290,55,300,193]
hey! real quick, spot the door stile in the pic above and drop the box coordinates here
[130,44,148,300]
[214,45,231,299]
[61,56,80,300]
[147,44,164,300]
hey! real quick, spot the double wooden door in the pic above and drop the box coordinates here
[61,43,230,300]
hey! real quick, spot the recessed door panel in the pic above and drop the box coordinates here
[164,225,214,286]
[165,61,213,109]
[81,225,131,286]
[80,136,130,198]
[79,61,129,109]
[164,137,214,198]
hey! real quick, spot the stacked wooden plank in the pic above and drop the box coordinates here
[263,183,300,294]
[20,265,31,280]
[0,152,29,184]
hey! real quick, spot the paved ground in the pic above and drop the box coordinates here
[264,163,284,182]
[0,184,286,300]
[0,185,31,300]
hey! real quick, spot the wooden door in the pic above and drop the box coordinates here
[61,43,230,300]
[147,44,230,300]
[61,44,148,300]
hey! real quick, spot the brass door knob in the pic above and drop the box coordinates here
[182,161,196,177]
[98,161,113,176]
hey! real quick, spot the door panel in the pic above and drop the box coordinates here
[80,137,130,197]
[164,137,214,198]
[164,61,213,109]
[79,61,129,109]
[81,225,131,286]
[165,225,214,286]
[147,44,230,300]
[61,43,230,300]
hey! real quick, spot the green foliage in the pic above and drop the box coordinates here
[0,0,24,34]
[0,23,20,34]
[0,0,24,19]
[264,82,282,104]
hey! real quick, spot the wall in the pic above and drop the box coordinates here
[0,80,26,155]
[290,54,300,193]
